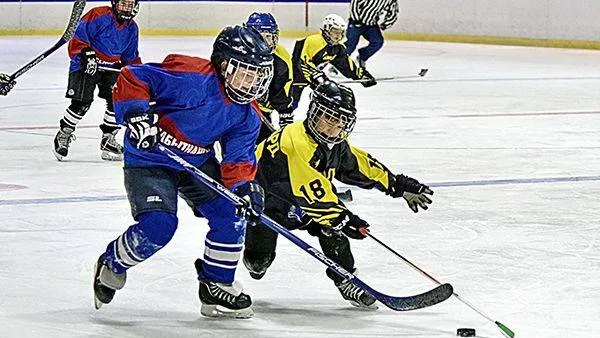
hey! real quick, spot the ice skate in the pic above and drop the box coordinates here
[100,131,123,161]
[243,250,275,280]
[335,278,378,310]
[53,126,75,161]
[195,259,253,318]
[93,255,126,309]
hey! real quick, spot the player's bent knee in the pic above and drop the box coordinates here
[137,211,178,246]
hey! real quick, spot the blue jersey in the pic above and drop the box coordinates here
[113,54,262,188]
[68,6,140,73]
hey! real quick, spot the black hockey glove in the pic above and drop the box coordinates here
[278,107,294,128]
[233,181,265,226]
[388,174,434,213]
[330,210,370,240]
[360,68,377,88]
[0,73,16,96]
[80,47,98,76]
[126,110,159,150]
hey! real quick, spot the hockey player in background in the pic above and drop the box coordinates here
[244,80,433,309]
[346,0,400,67]
[92,25,274,318]
[0,73,16,96]
[244,12,295,143]
[290,14,377,110]
[53,0,142,161]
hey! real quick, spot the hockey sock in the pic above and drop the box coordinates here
[60,100,90,130]
[104,211,178,274]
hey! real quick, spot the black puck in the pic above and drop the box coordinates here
[457,328,476,337]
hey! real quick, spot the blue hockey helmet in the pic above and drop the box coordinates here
[307,80,357,145]
[111,0,140,21]
[245,12,279,52]
[211,25,274,104]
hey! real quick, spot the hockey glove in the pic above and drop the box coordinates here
[309,69,329,89]
[360,68,377,88]
[330,210,370,240]
[278,108,294,128]
[126,110,159,150]
[233,181,265,226]
[388,174,433,213]
[0,73,16,96]
[80,47,98,76]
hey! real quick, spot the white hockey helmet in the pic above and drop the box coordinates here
[321,14,347,45]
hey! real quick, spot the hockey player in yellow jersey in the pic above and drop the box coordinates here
[244,80,433,309]
[245,12,295,143]
[290,14,377,110]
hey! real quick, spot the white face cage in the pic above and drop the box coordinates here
[307,100,356,145]
[115,0,137,18]
[224,58,273,104]
[259,32,279,52]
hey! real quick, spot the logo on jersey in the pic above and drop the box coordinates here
[159,130,210,155]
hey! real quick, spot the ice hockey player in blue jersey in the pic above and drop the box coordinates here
[92,24,274,318]
[53,0,142,161]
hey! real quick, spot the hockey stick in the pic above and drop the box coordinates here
[339,68,429,84]
[157,143,453,311]
[292,68,429,86]
[366,231,515,337]
[8,0,87,81]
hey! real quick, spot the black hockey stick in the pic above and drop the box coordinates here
[292,68,429,86]
[367,231,515,337]
[339,68,429,84]
[8,0,87,81]
[157,144,453,311]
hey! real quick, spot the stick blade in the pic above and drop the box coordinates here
[377,283,453,311]
[495,321,515,338]
[418,68,429,77]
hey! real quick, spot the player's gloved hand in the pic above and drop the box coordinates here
[387,174,434,213]
[0,73,16,96]
[309,69,329,88]
[233,181,265,226]
[126,110,159,150]
[360,68,377,88]
[278,108,294,128]
[80,47,98,76]
[330,210,370,240]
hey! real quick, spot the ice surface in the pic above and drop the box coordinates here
[1,36,599,338]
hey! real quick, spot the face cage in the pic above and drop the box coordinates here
[224,58,273,104]
[307,100,356,145]
[260,31,279,52]
[115,0,138,21]
[323,26,345,45]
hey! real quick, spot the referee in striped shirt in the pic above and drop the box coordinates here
[346,0,399,66]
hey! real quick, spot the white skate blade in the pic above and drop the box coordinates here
[349,300,379,311]
[101,151,123,161]
[94,296,104,310]
[200,304,254,319]
[53,149,66,161]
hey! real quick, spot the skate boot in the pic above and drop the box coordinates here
[100,130,123,161]
[52,126,75,161]
[93,254,127,310]
[243,250,275,280]
[335,278,378,310]
[195,259,253,318]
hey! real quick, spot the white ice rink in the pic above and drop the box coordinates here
[1,36,599,338]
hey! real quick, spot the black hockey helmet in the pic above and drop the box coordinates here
[211,25,274,104]
[111,0,140,21]
[307,80,357,145]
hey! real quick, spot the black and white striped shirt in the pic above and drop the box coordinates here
[349,0,399,28]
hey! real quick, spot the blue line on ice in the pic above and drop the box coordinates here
[1,175,599,206]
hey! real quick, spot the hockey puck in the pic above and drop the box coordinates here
[456,328,476,337]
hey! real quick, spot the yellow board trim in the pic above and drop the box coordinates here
[2,29,599,50]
